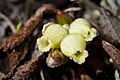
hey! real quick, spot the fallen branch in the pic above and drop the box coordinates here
[0,4,57,52]
[102,40,120,72]
[3,52,44,80]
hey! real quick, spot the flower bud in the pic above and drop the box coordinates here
[69,18,97,41]
[46,49,68,68]
[43,23,68,48]
[60,33,86,57]
[56,10,73,25]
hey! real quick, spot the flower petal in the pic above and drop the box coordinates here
[72,50,88,64]
[85,28,97,41]
[37,36,52,52]
[42,22,54,35]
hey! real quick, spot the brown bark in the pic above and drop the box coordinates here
[102,40,120,72]
[0,4,57,52]
[3,52,44,80]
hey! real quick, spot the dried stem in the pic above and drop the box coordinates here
[0,12,16,33]
[12,52,44,80]
[102,40,120,72]
[3,52,44,80]
[0,71,5,80]
[0,4,57,52]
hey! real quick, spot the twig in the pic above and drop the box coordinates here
[3,62,19,79]
[0,12,16,33]
[64,7,81,12]
[0,71,5,80]
[12,52,44,80]
[102,40,120,72]
[3,52,44,80]
[40,70,45,80]
[69,68,75,80]
[0,4,57,52]
[106,0,118,11]
[1,4,57,79]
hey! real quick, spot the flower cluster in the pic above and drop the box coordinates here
[37,18,97,65]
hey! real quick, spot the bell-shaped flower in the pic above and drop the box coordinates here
[37,36,52,52]
[60,33,85,56]
[60,33,88,64]
[69,18,97,41]
[71,50,88,64]
[42,23,68,48]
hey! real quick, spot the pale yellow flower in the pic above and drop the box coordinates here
[37,36,52,52]
[69,18,97,41]
[60,33,88,64]
[43,23,68,48]
[72,50,88,64]
[60,33,86,57]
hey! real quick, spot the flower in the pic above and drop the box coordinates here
[72,50,88,64]
[60,33,86,56]
[60,33,88,64]
[69,18,97,41]
[43,23,68,48]
[37,36,52,52]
